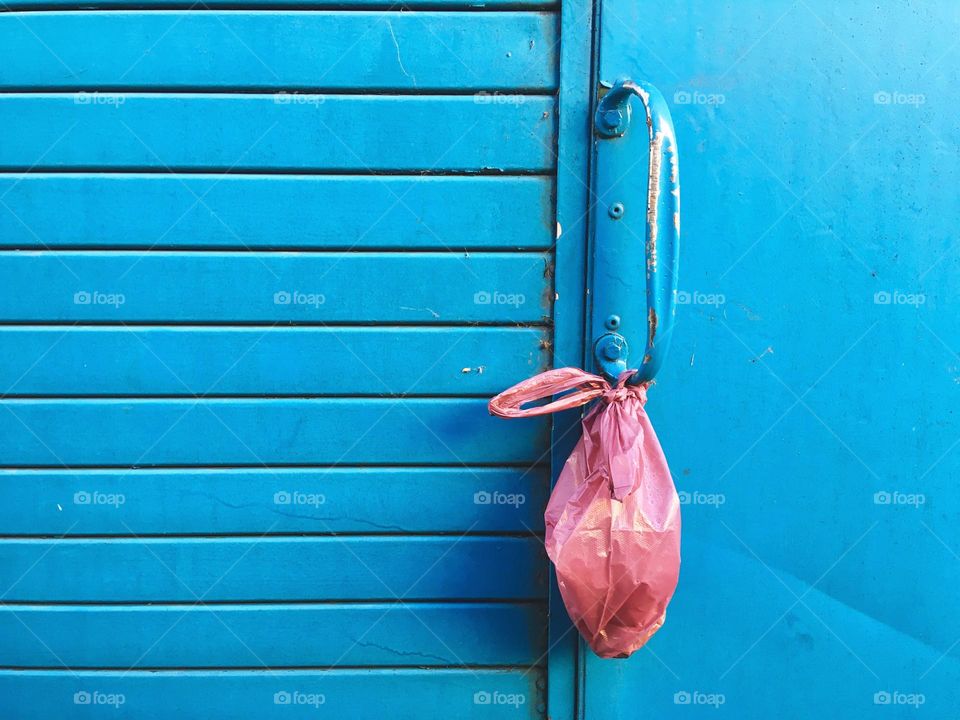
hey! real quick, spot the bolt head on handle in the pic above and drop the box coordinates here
[598,107,628,137]
[594,333,630,379]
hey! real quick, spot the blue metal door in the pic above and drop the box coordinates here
[2,1,943,717]
[0,4,590,717]
[579,2,960,718]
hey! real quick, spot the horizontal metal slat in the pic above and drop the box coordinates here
[0,466,548,533]
[0,251,552,322]
[0,602,547,667]
[0,94,556,172]
[0,536,548,600]
[0,174,554,250]
[0,669,544,719]
[0,0,557,9]
[0,326,549,395]
[0,11,558,92]
[0,398,550,465]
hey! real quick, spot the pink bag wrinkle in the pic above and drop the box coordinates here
[489,367,681,659]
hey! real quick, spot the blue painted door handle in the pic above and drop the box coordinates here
[591,78,680,384]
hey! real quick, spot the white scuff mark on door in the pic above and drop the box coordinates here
[737,303,762,322]
[400,306,440,319]
[386,21,416,86]
[556,222,563,239]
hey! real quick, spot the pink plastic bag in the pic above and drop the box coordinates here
[489,367,681,658]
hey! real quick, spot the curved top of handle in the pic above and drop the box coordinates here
[595,79,680,384]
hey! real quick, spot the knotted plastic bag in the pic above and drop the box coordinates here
[489,367,681,658]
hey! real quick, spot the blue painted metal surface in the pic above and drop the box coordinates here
[0,175,554,249]
[2,1,946,717]
[0,327,549,394]
[0,399,549,465]
[0,603,546,667]
[0,252,551,322]
[0,11,558,91]
[0,467,551,534]
[0,6,560,717]
[0,94,556,172]
[591,79,680,383]
[549,0,595,711]
[0,537,547,601]
[581,1,960,718]
[0,670,543,719]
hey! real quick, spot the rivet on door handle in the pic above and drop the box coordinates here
[591,78,680,384]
